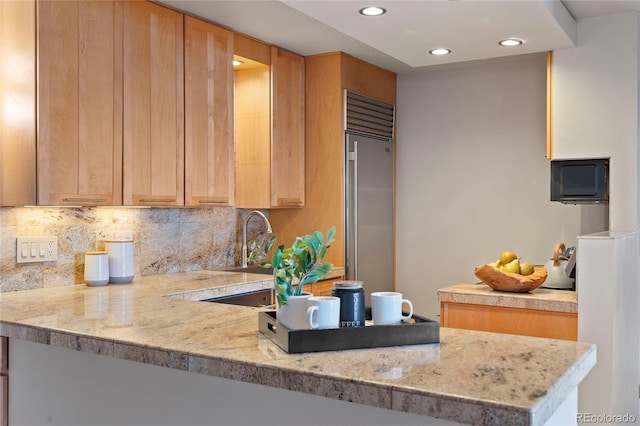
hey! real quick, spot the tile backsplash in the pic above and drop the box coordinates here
[0,207,269,292]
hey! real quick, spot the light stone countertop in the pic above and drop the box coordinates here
[438,283,578,314]
[0,268,594,426]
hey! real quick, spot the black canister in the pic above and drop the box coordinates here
[331,280,365,327]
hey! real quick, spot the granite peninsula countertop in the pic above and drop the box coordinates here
[438,283,577,313]
[0,268,594,426]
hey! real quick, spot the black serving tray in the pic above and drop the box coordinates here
[258,309,440,354]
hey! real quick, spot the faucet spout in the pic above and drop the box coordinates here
[242,210,273,268]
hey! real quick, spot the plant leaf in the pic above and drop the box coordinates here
[315,262,333,278]
[264,234,277,253]
[272,245,284,268]
[300,272,319,286]
[309,232,322,254]
[327,226,336,243]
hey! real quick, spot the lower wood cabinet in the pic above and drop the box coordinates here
[292,276,344,297]
[440,301,577,341]
[310,276,344,297]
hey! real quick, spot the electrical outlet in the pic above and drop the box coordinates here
[16,236,58,263]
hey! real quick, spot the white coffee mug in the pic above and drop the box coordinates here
[105,240,134,284]
[371,292,413,325]
[306,296,340,329]
[84,251,109,287]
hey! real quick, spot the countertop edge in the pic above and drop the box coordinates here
[0,320,595,426]
[0,321,399,413]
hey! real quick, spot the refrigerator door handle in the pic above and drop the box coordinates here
[352,140,358,280]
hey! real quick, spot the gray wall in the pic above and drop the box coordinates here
[395,53,608,318]
[553,11,639,232]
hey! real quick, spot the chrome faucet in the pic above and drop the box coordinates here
[242,210,273,267]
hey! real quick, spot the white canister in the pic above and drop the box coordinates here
[84,251,109,287]
[104,240,135,284]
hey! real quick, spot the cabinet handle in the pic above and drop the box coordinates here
[139,198,176,203]
[62,198,108,203]
[198,200,227,204]
[277,199,303,206]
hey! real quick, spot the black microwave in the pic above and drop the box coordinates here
[550,158,609,204]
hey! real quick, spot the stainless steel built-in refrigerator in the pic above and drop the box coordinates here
[344,91,395,304]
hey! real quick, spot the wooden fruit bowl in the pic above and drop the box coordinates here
[474,264,548,292]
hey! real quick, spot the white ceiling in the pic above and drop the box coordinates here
[160,0,640,74]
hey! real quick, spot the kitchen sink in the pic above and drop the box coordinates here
[211,265,273,275]
[201,289,274,307]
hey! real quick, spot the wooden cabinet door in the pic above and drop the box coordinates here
[184,16,234,207]
[271,47,305,208]
[234,35,304,209]
[123,1,184,206]
[0,0,36,207]
[234,34,271,209]
[37,0,123,206]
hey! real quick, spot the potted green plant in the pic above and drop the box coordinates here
[249,226,336,329]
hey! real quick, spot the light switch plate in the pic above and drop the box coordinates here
[16,236,58,263]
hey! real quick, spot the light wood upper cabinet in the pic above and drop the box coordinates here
[37,0,122,206]
[271,47,305,208]
[0,0,36,207]
[234,35,271,208]
[234,33,305,209]
[184,16,234,207]
[123,1,184,206]
[17,1,308,208]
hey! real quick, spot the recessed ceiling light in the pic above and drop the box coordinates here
[359,6,386,16]
[499,38,523,47]
[429,48,451,56]
[233,60,244,66]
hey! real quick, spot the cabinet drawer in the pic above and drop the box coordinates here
[440,301,577,341]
